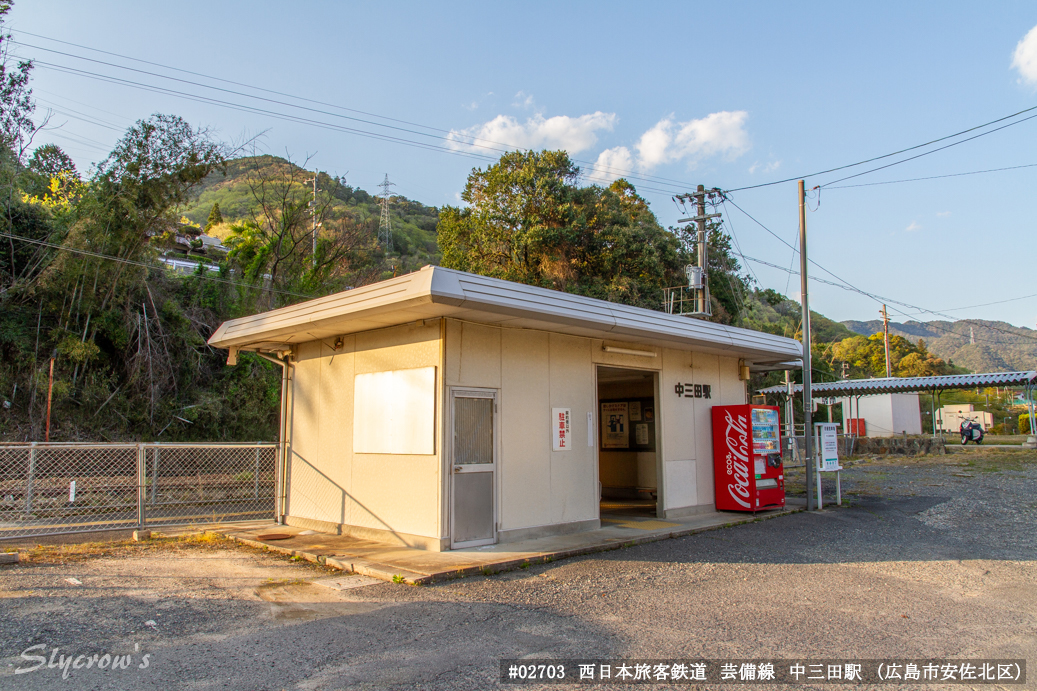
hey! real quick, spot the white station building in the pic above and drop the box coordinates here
[208,266,802,551]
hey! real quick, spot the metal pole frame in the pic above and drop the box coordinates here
[136,444,146,528]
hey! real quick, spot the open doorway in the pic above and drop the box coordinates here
[596,366,658,519]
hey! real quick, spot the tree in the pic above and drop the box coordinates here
[204,201,222,232]
[438,150,688,309]
[0,1,40,159]
[224,155,379,309]
[831,333,960,378]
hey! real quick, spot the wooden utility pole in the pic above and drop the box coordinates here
[881,304,892,378]
[798,180,815,511]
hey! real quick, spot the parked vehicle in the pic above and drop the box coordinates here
[960,417,984,445]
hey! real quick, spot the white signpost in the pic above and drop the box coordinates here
[814,422,842,507]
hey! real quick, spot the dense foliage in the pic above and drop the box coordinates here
[437,150,753,318]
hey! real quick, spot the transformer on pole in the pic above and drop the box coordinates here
[665,185,722,318]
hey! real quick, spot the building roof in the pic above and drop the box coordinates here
[759,371,1037,398]
[208,265,804,366]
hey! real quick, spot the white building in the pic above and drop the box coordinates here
[838,393,922,437]
[937,404,993,433]
[208,266,801,551]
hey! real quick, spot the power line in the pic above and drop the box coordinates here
[818,111,1037,188]
[823,162,1037,189]
[0,231,313,298]
[724,104,1037,193]
[739,253,1037,345]
[12,35,700,193]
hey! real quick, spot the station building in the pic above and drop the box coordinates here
[208,266,802,550]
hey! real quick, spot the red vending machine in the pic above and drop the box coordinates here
[711,404,785,512]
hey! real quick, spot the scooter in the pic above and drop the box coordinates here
[960,417,984,445]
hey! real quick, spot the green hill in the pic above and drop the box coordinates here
[182,155,440,272]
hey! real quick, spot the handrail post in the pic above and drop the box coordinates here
[253,444,260,499]
[25,442,37,513]
[137,444,146,528]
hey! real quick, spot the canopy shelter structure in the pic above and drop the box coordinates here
[758,371,1037,437]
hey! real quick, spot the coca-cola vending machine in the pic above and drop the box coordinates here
[711,404,785,512]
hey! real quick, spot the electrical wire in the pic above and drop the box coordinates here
[818,111,1037,188]
[823,162,1037,189]
[0,231,313,298]
[12,35,702,193]
[723,103,1037,192]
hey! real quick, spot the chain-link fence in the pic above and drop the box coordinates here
[0,443,277,539]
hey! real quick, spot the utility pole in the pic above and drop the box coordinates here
[881,304,892,378]
[378,174,396,252]
[970,325,975,345]
[799,180,815,511]
[695,185,709,314]
[674,185,721,317]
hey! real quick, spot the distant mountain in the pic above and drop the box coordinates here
[842,319,1037,373]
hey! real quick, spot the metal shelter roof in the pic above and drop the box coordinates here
[208,265,803,366]
[759,371,1037,398]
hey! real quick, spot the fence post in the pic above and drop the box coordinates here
[150,447,159,505]
[137,444,146,528]
[253,444,260,500]
[25,442,37,513]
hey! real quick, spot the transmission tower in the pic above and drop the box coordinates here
[378,174,396,251]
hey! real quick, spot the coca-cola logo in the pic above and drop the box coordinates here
[723,411,751,509]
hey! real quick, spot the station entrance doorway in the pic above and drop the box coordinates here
[596,366,660,519]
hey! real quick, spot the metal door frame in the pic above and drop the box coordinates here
[448,387,498,549]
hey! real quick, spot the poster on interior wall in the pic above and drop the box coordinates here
[552,408,571,451]
[601,402,629,449]
[629,402,642,421]
[635,423,649,445]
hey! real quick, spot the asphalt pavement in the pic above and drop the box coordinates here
[1,451,1034,690]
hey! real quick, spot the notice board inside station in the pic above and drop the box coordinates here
[599,397,656,452]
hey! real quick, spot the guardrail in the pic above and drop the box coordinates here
[0,442,277,539]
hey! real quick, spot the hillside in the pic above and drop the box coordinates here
[843,319,1037,373]
[181,156,440,271]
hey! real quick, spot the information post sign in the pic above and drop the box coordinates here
[814,422,842,507]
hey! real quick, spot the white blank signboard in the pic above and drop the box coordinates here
[353,367,436,455]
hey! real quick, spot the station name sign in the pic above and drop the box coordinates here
[674,383,712,399]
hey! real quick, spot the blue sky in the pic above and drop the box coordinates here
[10,1,1037,328]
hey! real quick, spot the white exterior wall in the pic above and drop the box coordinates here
[285,321,445,549]
[840,393,922,437]
[658,349,746,518]
[286,317,749,549]
[447,320,747,531]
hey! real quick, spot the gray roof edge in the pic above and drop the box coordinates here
[209,265,802,360]
[759,370,1037,396]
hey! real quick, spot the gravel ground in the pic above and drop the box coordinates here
[0,450,1034,690]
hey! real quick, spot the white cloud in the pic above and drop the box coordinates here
[589,146,635,183]
[1012,24,1037,85]
[635,111,750,170]
[447,112,617,154]
[936,211,951,217]
[905,221,922,232]
[749,159,781,175]
[462,101,479,111]
[512,91,535,109]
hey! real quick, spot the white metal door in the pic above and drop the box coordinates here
[450,389,497,548]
